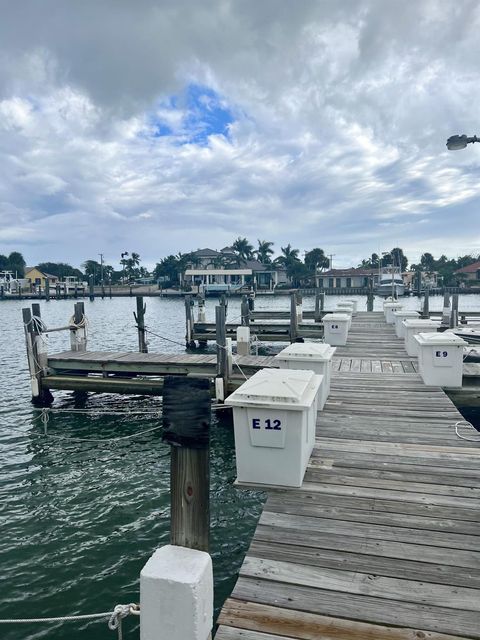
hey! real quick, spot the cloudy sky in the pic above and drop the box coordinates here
[1,0,480,270]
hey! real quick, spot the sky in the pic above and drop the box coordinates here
[1,0,480,271]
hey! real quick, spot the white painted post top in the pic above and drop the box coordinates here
[140,544,213,640]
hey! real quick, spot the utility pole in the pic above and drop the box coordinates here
[98,253,104,285]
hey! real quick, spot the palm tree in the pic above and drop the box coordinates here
[304,248,329,273]
[274,243,300,268]
[255,240,274,265]
[232,237,254,262]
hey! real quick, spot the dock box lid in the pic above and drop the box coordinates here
[225,368,322,410]
[402,319,441,327]
[414,332,468,347]
[275,343,336,362]
[323,313,350,321]
[384,302,403,308]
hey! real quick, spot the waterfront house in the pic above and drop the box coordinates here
[25,267,59,291]
[182,247,287,292]
[455,260,480,285]
[316,268,377,290]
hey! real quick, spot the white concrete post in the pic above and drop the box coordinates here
[236,326,250,356]
[140,545,213,640]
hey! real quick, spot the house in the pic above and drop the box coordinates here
[403,271,439,289]
[24,267,59,291]
[316,268,377,289]
[454,261,480,283]
[182,248,287,291]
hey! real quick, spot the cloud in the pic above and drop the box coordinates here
[0,0,480,269]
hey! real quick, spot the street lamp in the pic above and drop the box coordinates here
[446,134,479,150]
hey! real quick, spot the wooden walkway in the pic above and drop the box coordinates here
[216,312,480,640]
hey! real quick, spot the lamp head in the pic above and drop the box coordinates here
[446,134,468,150]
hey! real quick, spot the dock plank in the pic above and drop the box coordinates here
[219,311,480,640]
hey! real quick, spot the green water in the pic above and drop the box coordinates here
[1,293,479,639]
[0,297,266,640]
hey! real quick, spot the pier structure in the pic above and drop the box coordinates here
[216,310,480,640]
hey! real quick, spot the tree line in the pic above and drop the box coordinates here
[3,243,479,287]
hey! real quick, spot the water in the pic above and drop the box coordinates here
[1,292,479,639]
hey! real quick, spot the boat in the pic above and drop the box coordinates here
[0,271,29,296]
[375,264,405,297]
[451,326,480,345]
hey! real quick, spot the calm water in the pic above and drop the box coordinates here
[0,292,479,639]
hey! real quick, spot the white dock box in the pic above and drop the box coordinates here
[393,311,420,339]
[414,332,467,387]
[337,301,356,317]
[403,319,441,357]
[384,302,403,324]
[274,343,336,410]
[323,313,350,346]
[225,368,322,487]
[345,299,358,314]
[333,308,352,329]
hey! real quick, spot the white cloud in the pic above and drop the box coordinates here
[0,0,479,269]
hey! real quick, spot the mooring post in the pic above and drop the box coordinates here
[289,292,298,342]
[248,292,255,312]
[416,271,422,296]
[139,377,213,640]
[314,292,324,322]
[441,291,450,326]
[74,282,78,299]
[134,296,148,353]
[109,282,112,299]
[88,275,94,301]
[241,294,250,326]
[185,295,196,349]
[220,293,228,320]
[101,283,105,299]
[295,291,303,324]
[0,285,4,299]
[45,279,50,301]
[23,304,53,405]
[215,304,228,399]
[197,296,206,323]
[450,293,459,328]
[163,376,211,551]
[421,288,430,319]
[70,302,87,352]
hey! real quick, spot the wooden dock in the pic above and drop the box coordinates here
[216,311,480,640]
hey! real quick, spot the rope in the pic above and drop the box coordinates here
[37,408,163,443]
[454,420,480,442]
[143,325,186,349]
[0,603,139,640]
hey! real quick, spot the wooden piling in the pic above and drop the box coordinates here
[241,295,250,326]
[55,284,61,300]
[163,377,211,552]
[216,304,228,394]
[421,288,430,318]
[70,302,87,352]
[185,296,196,348]
[441,291,450,326]
[295,291,303,324]
[0,285,4,299]
[89,275,95,301]
[289,293,298,342]
[23,304,53,405]
[450,293,459,328]
[45,279,50,301]
[134,296,148,353]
